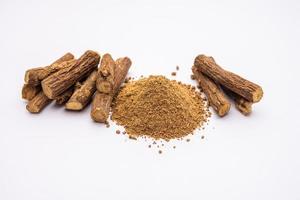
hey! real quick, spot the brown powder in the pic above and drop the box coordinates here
[111,75,209,141]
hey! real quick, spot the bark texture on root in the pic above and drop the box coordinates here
[222,87,252,115]
[113,57,132,95]
[91,57,132,122]
[22,84,41,100]
[25,53,75,85]
[235,97,252,115]
[192,66,230,117]
[42,50,100,99]
[54,87,75,105]
[96,54,115,94]
[194,55,263,102]
[26,91,52,113]
[91,92,112,123]
[65,70,98,110]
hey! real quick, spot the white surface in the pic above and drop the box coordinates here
[0,0,300,199]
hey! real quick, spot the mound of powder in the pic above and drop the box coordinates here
[111,75,209,140]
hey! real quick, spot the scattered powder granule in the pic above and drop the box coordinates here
[176,66,179,70]
[124,78,130,83]
[112,75,209,141]
[171,72,176,76]
[129,135,137,140]
[105,121,110,128]
[116,130,121,134]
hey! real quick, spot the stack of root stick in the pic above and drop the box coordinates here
[192,55,263,116]
[22,50,131,123]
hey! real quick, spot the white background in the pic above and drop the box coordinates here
[0,0,299,199]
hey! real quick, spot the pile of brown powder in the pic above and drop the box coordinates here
[112,75,209,140]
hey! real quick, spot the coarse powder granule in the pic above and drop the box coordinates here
[111,75,209,141]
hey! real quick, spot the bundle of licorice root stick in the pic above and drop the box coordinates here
[22,50,131,123]
[192,55,263,116]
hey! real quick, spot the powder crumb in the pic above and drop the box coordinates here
[153,141,157,145]
[201,135,205,139]
[173,146,176,149]
[176,66,179,70]
[186,138,190,142]
[158,150,162,154]
[129,135,137,140]
[105,121,110,128]
[116,130,121,134]
[148,145,151,148]
[122,131,126,135]
[206,112,212,118]
[171,72,176,76]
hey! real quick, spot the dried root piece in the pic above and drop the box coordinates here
[91,92,112,122]
[22,84,41,100]
[65,70,98,110]
[54,87,75,105]
[42,50,100,99]
[113,57,132,95]
[192,66,230,117]
[26,91,52,113]
[222,87,252,115]
[96,54,115,94]
[235,96,252,115]
[91,57,132,122]
[194,55,263,102]
[25,53,74,85]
